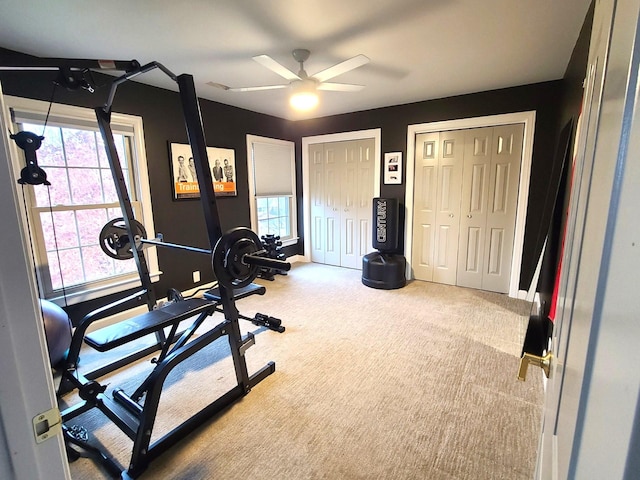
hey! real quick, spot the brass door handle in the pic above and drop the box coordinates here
[518,352,553,381]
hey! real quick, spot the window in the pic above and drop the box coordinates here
[7,96,158,305]
[246,135,297,246]
[256,196,291,239]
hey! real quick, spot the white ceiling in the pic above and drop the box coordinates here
[0,0,592,121]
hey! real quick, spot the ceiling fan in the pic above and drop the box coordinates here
[209,49,370,110]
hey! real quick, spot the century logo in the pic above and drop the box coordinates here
[376,199,387,243]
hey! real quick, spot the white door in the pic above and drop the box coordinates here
[536,34,602,480]
[457,127,493,288]
[457,125,523,293]
[323,142,343,266]
[341,141,360,269]
[309,143,326,264]
[309,138,375,269]
[413,125,523,292]
[0,82,71,478]
[481,124,523,292]
[355,139,375,266]
[536,0,640,478]
[432,130,464,285]
[411,132,439,280]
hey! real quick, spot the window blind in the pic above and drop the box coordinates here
[252,142,293,196]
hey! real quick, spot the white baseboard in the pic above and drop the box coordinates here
[287,254,307,264]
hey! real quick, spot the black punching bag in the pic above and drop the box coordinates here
[362,197,406,289]
[372,197,399,252]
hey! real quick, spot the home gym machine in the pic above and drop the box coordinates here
[4,56,290,478]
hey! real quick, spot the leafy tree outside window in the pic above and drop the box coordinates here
[8,97,158,305]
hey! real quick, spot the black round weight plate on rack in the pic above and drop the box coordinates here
[212,227,262,289]
[99,218,147,260]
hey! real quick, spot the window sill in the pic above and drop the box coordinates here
[47,271,162,307]
[281,237,299,248]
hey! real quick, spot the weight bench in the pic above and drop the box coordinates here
[83,283,271,354]
[60,284,277,478]
[81,284,274,368]
[58,283,273,397]
[84,297,217,352]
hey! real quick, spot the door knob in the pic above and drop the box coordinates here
[517,352,553,381]
[449,213,454,218]
[467,214,472,218]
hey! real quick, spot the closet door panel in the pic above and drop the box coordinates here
[481,124,523,293]
[309,144,325,263]
[432,130,464,285]
[323,143,342,266]
[457,127,493,289]
[356,139,375,263]
[411,132,439,281]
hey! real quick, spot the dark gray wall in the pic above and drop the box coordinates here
[294,81,564,290]
[291,1,594,290]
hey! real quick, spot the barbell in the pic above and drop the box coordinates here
[98,218,290,288]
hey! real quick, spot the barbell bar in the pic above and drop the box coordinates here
[140,237,210,255]
[98,218,290,288]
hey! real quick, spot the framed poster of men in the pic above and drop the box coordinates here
[169,142,237,199]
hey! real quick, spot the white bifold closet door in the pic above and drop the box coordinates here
[309,138,375,269]
[412,124,523,293]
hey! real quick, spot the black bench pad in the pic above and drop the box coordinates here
[84,298,217,352]
[203,283,266,302]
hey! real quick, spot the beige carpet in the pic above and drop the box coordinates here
[63,262,543,480]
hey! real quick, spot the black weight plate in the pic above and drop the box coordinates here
[99,218,147,260]
[212,227,261,289]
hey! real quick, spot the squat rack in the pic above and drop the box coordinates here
[4,57,287,478]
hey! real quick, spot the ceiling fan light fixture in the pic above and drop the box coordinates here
[289,79,319,111]
[290,90,319,111]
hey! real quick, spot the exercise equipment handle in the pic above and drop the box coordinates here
[243,254,291,272]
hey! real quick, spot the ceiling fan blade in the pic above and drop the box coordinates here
[311,54,370,83]
[206,82,231,90]
[317,82,365,92]
[227,84,288,92]
[206,81,287,92]
[253,55,301,81]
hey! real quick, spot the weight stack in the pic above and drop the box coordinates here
[362,198,406,289]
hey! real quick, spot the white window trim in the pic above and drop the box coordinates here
[246,134,298,247]
[6,95,160,306]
